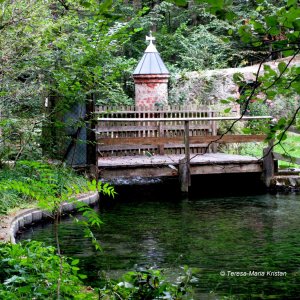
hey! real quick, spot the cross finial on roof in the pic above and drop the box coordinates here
[146,31,155,45]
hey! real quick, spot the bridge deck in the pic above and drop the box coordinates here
[98,153,263,179]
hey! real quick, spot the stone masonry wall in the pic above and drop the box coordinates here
[169,56,300,107]
[133,74,169,109]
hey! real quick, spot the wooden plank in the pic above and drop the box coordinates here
[98,162,262,179]
[99,167,177,178]
[98,153,260,168]
[97,135,267,146]
[98,144,157,151]
[97,143,209,151]
[273,152,300,165]
[191,163,262,175]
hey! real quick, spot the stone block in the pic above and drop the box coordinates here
[32,211,43,222]
[23,214,33,225]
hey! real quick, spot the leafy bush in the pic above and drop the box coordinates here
[99,266,198,300]
[0,241,92,300]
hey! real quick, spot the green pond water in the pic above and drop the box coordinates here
[18,179,300,299]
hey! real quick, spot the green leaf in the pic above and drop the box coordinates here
[295,67,300,75]
[221,99,230,104]
[266,90,277,100]
[277,132,287,141]
[283,49,296,57]
[99,0,113,12]
[278,62,286,74]
[172,0,188,6]
[233,72,244,83]
[71,259,80,266]
[242,128,252,134]
[225,11,236,22]
[224,108,231,113]
[269,27,280,36]
[265,16,278,27]
[251,20,263,30]
[291,81,300,93]
[287,0,298,7]
[278,117,286,127]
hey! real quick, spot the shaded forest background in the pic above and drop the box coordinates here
[0,0,299,161]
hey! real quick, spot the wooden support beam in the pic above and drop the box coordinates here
[158,120,165,155]
[185,120,191,187]
[179,158,189,193]
[179,121,191,193]
[262,141,274,187]
[210,111,218,153]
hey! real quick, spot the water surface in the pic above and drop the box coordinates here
[18,181,300,299]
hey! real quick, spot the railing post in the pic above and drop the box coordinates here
[210,111,218,153]
[179,120,191,193]
[262,139,274,188]
[158,115,165,155]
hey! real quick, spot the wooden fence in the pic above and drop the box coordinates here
[95,105,218,156]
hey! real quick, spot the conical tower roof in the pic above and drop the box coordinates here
[133,33,169,75]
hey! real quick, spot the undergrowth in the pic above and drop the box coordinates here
[0,161,87,215]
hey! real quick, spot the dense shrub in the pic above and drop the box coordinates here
[0,241,92,300]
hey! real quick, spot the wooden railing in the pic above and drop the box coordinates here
[95,106,272,158]
[95,105,218,156]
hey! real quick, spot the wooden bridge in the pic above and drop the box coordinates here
[95,106,273,192]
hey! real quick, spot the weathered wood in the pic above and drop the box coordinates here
[95,106,271,184]
[179,158,189,193]
[97,135,267,146]
[178,120,191,193]
[99,163,263,179]
[262,141,274,187]
[184,120,191,186]
[99,167,178,178]
[191,163,262,175]
[210,111,218,153]
[97,143,209,151]
[273,152,300,165]
[98,153,261,168]
[96,116,272,122]
[95,124,211,133]
[98,154,263,179]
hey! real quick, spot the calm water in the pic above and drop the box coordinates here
[18,179,300,299]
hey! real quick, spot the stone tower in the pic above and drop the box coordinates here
[133,32,170,109]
